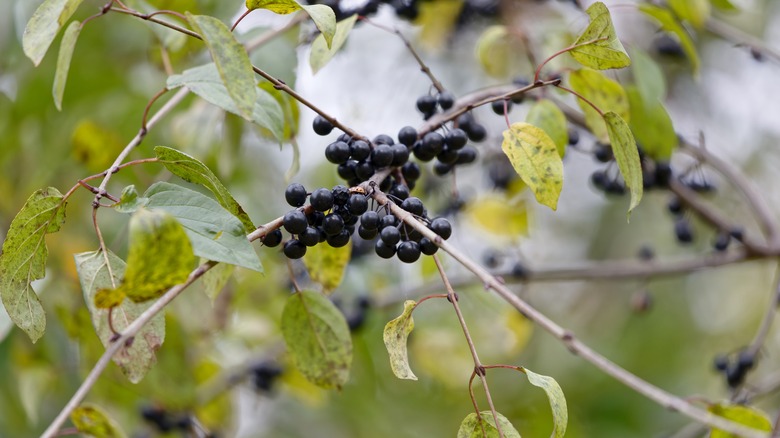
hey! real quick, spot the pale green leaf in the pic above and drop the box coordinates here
[711,0,738,12]
[113,185,148,214]
[302,240,351,294]
[526,99,568,157]
[627,87,677,160]
[155,146,254,232]
[604,112,643,216]
[282,290,352,389]
[167,63,285,140]
[246,0,302,14]
[53,20,80,110]
[456,411,522,438]
[71,403,127,438]
[570,2,631,70]
[631,48,666,103]
[639,4,700,73]
[669,0,711,29]
[75,250,164,383]
[310,14,357,74]
[202,261,234,303]
[22,0,84,65]
[568,68,629,142]
[501,123,564,210]
[0,187,66,342]
[143,182,263,272]
[186,14,256,120]
[382,300,418,381]
[258,81,299,141]
[522,368,568,438]
[475,25,511,78]
[709,403,772,438]
[246,1,335,48]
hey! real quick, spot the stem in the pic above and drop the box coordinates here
[110,7,201,39]
[555,83,605,118]
[744,262,780,358]
[141,87,170,132]
[533,37,608,83]
[467,372,489,438]
[231,8,252,32]
[414,293,449,306]
[705,18,780,64]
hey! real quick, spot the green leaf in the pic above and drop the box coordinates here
[709,403,772,437]
[711,0,738,12]
[114,209,196,303]
[246,1,336,48]
[520,368,568,438]
[310,14,357,74]
[75,250,165,383]
[167,63,284,140]
[202,261,234,303]
[627,87,677,161]
[154,146,254,232]
[144,182,263,272]
[303,240,351,294]
[113,185,148,214]
[281,290,352,389]
[0,187,66,342]
[71,403,127,438]
[52,20,80,110]
[501,122,564,210]
[668,0,711,29]
[475,25,511,78]
[604,112,643,216]
[570,2,631,70]
[639,4,700,74]
[186,14,256,120]
[22,0,84,66]
[526,99,568,157]
[456,411,522,438]
[568,68,629,142]
[631,48,666,104]
[382,300,418,381]
[258,82,299,141]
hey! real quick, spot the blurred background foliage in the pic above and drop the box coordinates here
[2,0,780,437]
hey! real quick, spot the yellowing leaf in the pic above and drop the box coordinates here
[669,0,711,29]
[522,368,568,438]
[569,68,629,142]
[711,0,738,12]
[475,25,511,78]
[627,87,677,160]
[282,290,352,389]
[303,240,351,294]
[0,187,66,342]
[570,2,630,70]
[526,99,568,157]
[465,195,529,237]
[246,1,336,48]
[53,20,80,110]
[93,288,126,309]
[709,403,772,438]
[417,0,465,50]
[456,411,522,438]
[501,123,564,210]
[309,14,357,74]
[604,112,643,216]
[202,261,234,303]
[71,119,124,172]
[246,0,301,14]
[383,300,418,381]
[639,4,700,74]
[22,0,84,66]
[71,403,126,438]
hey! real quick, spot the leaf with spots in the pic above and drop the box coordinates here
[570,2,631,70]
[526,99,568,157]
[569,68,629,142]
[501,123,563,210]
[605,111,643,217]
[383,300,418,381]
[22,0,84,66]
[303,240,351,294]
[246,0,336,48]
[71,403,127,438]
[519,367,568,438]
[456,411,521,438]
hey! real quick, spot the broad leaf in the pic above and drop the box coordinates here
[570,2,631,70]
[711,0,738,12]
[522,368,568,438]
[0,187,66,342]
[639,4,700,74]
[303,240,351,294]
[22,0,84,66]
[526,99,568,157]
[383,300,418,381]
[310,14,357,74]
[501,123,564,210]
[669,0,711,29]
[568,68,629,142]
[71,403,127,438]
[456,411,521,438]
[631,48,666,104]
[604,112,643,216]
[709,403,772,438]
[258,82,299,141]
[53,20,80,110]
[155,146,254,231]
[466,195,529,237]
[75,250,164,383]
[143,182,263,272]
[627,87,677,160]
[113,185,148,213]
[202,261,234,303]
[475,25,511,78]
[167,63,284,140]
[186,14,255,120]
[282,290,352,389]
[246,0,336,48]
[417,0,465,49]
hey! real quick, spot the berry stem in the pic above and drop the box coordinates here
[554,83,605,118]
[231,8,252,32]
[533,36,609,83]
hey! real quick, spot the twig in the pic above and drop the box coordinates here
[744,262,780,358]
[705,18,780,64]
[110,7,201,39]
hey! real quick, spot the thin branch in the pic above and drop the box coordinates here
[705,18,780,64]
[245,12,307,53]
[110,7,201,39]
[533,36,608,83]
[554,83,604,118]
[745,262,780,358]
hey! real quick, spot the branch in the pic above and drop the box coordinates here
[705,17,780,64]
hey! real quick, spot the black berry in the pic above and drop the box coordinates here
[310,188,334,211]
[445,129,468,150]
[263,229,283,247]
[327,229,351,247]
[419,237,438,255]
[380,226,401,245]
[298,226,321,247]
[283,210,308,235]
[350,140,371,161]
[283,239,307,259]
[358,224,378,239]
[325,141,351,164]
[491,99,512,115]
[389,183,410,200]
[332,185,350,206]
[398,126,418,146]
[397,241,421,263]
[437,91,455,110]
[456,146,478,164]
[429,217,452,239]
[401,162,421,181]
[401,197,424,216]
[416,95,437,114]
[373,134,395,145]
[371,144,394,168]
[360,211,380,230]
[467,123,487,142]
[312,115,334,136]
[285,183,307,207]
[375,239,396,258]
[322,213,345,236]
[674,218,693,244]
[348,193,369,215]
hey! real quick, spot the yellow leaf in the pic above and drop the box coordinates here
[302,240,351,294]
[383,300,418,380]
[465,195,529,237]
[569,68,629,142]
[501,123,564,210]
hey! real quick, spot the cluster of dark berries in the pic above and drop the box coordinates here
[590,144,673,195]
[667,196,742,250]
[488,78,531,116]
[416,91,456,119]
[140,405,193,434]
[411,127,478,176]
[250,361,284,392]
[713,350,756,388]
[482,249,528,279]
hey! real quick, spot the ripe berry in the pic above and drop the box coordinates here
[445,129,468,150]
[401,197,424,216]
[413,141,436,162]
[327,229,351,247]
[285,183,308,207]
[251,362,283,392]
[350,140,371,161]
[667,196,683,215]
[348,193,369,215]
[391,144,410,166]
[263,229,283,247]
[332,185,350,206]
[283,210,308,235]
[456,146,477,164]
[375,240,396,258]
[355,161,375,180]
[380,214,398,229]
[360,211,380,230]
[713,354,729,372]
[283,239,307,259]
[467,123,487,142]
[437,148,459,165]
[674,218,693,244]
[491,99,512,115]
[511,262,528,278]
[568,129,580,146]
[322,213,345,236]
[419,237,438,255]
[655,162,672,188]
[416,95,437,114]
[389,183,410,200]
[433,161,452,176]
[594,143,613,162]
[590,170,607,190]
[312,115,334,136]
[401,162,421,181]
[337,160,358,180]
[310,188,334,211]
[299,226,321,247]
[380,226,401,245]
[421,132,445,155]
[714,233,730,252]
[429,217,452,239]
[373,134,395,145]
[397,241,421,263]
[398,126,418,146]
[358,224,378,239]
[437,91,455,110]
[371,144,394,167]
[325,141,351,164]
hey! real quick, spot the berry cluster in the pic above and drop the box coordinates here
[416,91,455,119]
[250,361,284,392]
[713,350,755,388]
[590,146,673,195]
[140,406,193,434]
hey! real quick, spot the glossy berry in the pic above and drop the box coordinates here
[389,183,410,200]
[397,241,421,263]
[674,219,693,244]
[401,162,421,181]
[325,141,351,164]
[391,144,411,167]
[283,210,308,235]
[416,95,437,114]
[348,194,369,215]
[327,229,351,247]
[413,141,436,162]
[283,239,307,259]
[263,229,283,247]
[337,160,358,180]
[373,134,395,145]
[358,224,378,239]
[350,140,371,161]
[419,237,438,255]
[491,99,512,115]
[437,148,459,165]
[310,188,334,211]
[312,116,334,136]
[429,217,452,239]
[299,227,321,247]
[355,161,375,180]
[401,197,424,216]
[332,185,350,206]
[285,183,308,207]
[456,146,478,164]
[433,161,452,176]
[375,240,396,258]
[322,213,345,236]
[371,144,394,167]
[398,126,418,146]
[421,132,444,155]
[380,214,398,229]
[445,129,468,150]
[437,91,455,110]
[360,211,380,230]
[467,123,487,142]
[380,226,401,245]
[594,143,613,162]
